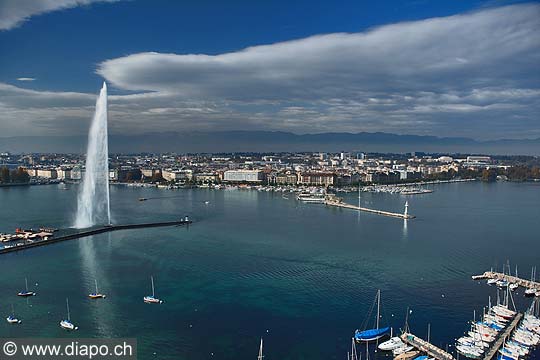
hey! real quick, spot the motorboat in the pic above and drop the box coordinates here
[378,336,404,351]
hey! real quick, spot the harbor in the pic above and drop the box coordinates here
[472,271,540,294]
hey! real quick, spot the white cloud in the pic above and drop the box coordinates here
[1,4,539,140]
[98,3,540,101]
[0,0,119,30]
[16,77,36,81]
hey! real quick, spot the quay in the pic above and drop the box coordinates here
[481,313,523,360]
[400,332,455,360]
[472,271,540,290]
[324,199,415,219]
[0,219,192,255]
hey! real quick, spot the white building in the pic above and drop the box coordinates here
[223,170,264,183]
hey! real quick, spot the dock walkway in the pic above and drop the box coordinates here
[472,271,540,290]
[400,332,455,360]
[0,219,192,255]
[325,200,415,219]
[482,313,523,360]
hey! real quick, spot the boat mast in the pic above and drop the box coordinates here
[350,337,357,360]
[66,298,71,321]
[151,276,155,297]
[376,289,380,330]
[95,279,99,294]
[257,338,263,360]
[25,277,29,292]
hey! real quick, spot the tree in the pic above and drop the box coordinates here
[481,168,497,182]
[0,167,10,183]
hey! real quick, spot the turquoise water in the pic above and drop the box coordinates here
[0,182,539,359]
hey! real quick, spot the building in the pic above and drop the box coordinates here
[297,172,336,186]
[56,167,72,180]
[364,171,401,184]
[268,172,298,185]
[162,169,193,182]
[141,168,161,179]
[36,169,58,179]
[466,156,491,163]
[223,170,265,183]
[194,173,219,183]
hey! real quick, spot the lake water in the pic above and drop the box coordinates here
[0,182,539,359]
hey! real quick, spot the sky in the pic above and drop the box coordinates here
[0,0,539,141]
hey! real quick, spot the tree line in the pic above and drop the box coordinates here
[0,167,30,184]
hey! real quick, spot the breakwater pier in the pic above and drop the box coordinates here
[400,332,455,360]
[481,313,523,360]
[0,219,192,255]
[324,199,415,219]
[472,271,540,291]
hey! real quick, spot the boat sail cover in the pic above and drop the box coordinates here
[354,327,391,341]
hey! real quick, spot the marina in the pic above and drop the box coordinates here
[472,271,540,293]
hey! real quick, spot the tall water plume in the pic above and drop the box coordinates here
[75,82,110,228]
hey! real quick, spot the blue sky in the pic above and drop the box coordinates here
[0,0,539,140]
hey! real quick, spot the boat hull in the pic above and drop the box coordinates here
[355,327,391,342]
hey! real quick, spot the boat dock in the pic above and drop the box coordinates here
[472,271,540,290]
[0,219,192,255]
[481,313,523,360]
[325,199,415,219]
[400,332,455,360]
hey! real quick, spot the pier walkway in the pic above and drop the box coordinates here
[0,219,192,255]
[325,200,415,219]
[472,271,540,290]
[400,332,455,360]
[481,313,523,360]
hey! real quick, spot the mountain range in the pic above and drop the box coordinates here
[0,131,538,155]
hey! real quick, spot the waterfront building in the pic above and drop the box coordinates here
[36,168,58,179]
[223,170,265,183]
[297,172,336,186]
[194,173,219,183]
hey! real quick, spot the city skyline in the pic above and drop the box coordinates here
[0,0,539,144]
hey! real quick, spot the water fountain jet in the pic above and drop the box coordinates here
[75,82,110,228]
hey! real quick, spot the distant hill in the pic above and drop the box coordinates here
[0,131,538,155]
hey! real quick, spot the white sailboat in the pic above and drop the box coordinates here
[6,304,21,324]
[60,298,78,330]
[17,277,36,297]
[88,279,106,299]
[143,276,163,304]
[525,267,537,296]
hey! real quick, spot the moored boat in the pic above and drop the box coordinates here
[60,298,78,330]
[378,336,404,351]
[143,276,163,304]
[88,279,106,299]
[17,278,36,297]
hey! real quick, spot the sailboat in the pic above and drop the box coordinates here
[6,304,21,324]
[88,279,106,299]
[354,290,391,342]
[525,267,537,297]
[17,277,36,297]
[143,276,163,304]
[60,298,78,330]
[258,338,264,360]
